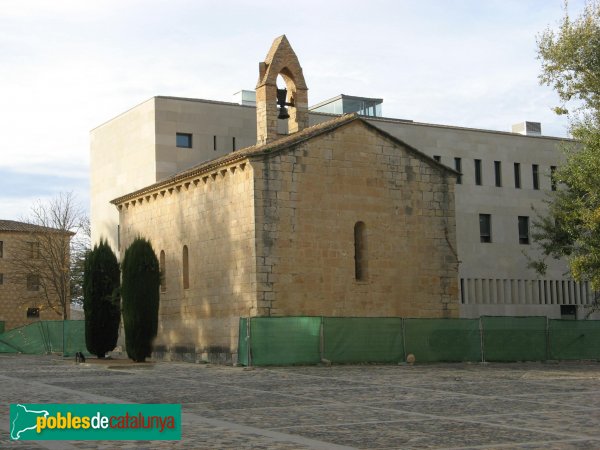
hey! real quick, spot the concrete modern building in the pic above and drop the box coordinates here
[91,35,591,327]
[0,220,72,331]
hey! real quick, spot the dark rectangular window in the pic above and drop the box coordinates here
[27,307,40,318]
[560,304,576,320]
[518,216,530,244]
[232,137,236,151]
[532,164,540,190]
[0,240,3,258]
[28,242,40,259]
[0,273,3,285]
[433,155,441,162]
[475,159,482,186]
[550,165,557,191]
[479,214,491,243]
[176,133,192,148]
[454,157,462,184]
[213,135,217,151]
[494,161,502,187]
[514,163,521,188]
[27,274,40,291]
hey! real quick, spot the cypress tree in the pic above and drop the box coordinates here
[83,239,120,358]
[121,237,160,362]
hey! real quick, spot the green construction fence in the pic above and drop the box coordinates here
[0,320,88,356]
[404,318,481,362]
[323,317,404,363]
[481,316,547,361]
[548,319,600,360]
[238,316,600,366]
[249,316,321,366]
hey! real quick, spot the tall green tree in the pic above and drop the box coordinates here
[534,1,600,309]
[83,239,120,358]
[121,237,160,362]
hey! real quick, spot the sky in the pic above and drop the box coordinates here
[0,0,585,220]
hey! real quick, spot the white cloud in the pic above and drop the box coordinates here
[0,0,586,214]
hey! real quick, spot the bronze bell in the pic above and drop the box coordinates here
[277,88,290,119]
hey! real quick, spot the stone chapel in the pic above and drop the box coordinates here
[111,36,459,362]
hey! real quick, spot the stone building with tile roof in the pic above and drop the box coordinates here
[0,220,72,331]
[110,36,459,362]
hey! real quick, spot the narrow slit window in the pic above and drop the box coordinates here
[232,137,236,151]
[479,214,492,243]
[532,164,539,190]
[0,240,3,258]
[518,216,530,245]
[494,161,502,187]
[454,157,462,184]
[160,250,166,292]
[475,159,482,186]
[514,163,521,188]
[354,222,368,281]
[182,245,189,290]
[213,135,217,151]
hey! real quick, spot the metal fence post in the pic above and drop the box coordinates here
[319,317,324,361]
[479,317,485,363]
[246,317,252,367]
[401,318,407,362]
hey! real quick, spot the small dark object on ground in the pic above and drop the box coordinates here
[75,352,86,363]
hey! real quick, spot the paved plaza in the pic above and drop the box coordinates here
[1,354,600,449]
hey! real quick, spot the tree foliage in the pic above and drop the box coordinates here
[534,1,600,309]
[121,237,160,362]
[83,239,120,358]
[538,1,600,120]
[13,192,87,319]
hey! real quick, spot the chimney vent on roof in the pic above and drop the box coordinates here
[512,121,542,136]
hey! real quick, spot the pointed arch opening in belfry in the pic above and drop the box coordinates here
[255,35,309,144]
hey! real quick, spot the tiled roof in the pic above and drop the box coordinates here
[0,220,69,234]
[111,112,457,205]
[111,113,360,204]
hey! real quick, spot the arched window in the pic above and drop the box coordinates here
[354,222,368,281]
[159,251,166,292]
[182,245,189,290]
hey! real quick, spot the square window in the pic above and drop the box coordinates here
[27,307,40,318]
[433,155,441,162]
[518,216,530,245]
[176,133,192,148]
[479,214,492,243]
[560,305,576,319]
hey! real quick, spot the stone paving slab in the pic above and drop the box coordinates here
[1,355,600,449]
